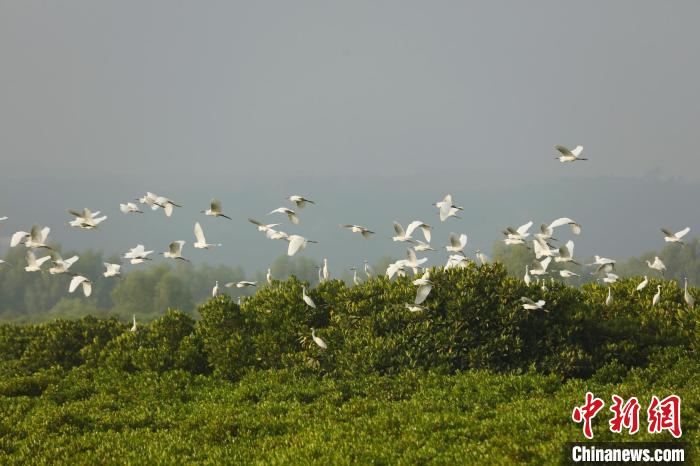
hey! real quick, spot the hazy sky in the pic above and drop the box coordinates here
[1,2,699,272]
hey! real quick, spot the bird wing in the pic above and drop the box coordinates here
[571,145,584,157]
[64,255,79,267]
[211,199,222,213]
[459,234,468,248]
[554,145,572,156]
[10,231,28,247]
[248,218,264,227]
[393,222,405,237]
[516,221,533,236]
[675,227,691,238]
[660,228,674,237]
[405,221,422,238]
[448,233,460,248]
[288,211,300,224]
[415,284,432,305]
[287,235,306,256]
[69,275,86,293]
[533,238,548,259]
[548,217,574,229]
[540,257,552,271]
[194,222,206,243]
[406,248,418,265]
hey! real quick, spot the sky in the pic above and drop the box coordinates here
[1,1,699,274]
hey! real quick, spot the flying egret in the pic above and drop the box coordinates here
[520,297,548,312]
[589,255,616,274]
[433,194,463,222]
[555,240,578,264]
[652,285,661,306]
[266,229,289,240]
[123,244,154,265]
[646,256,666,275]
[524,265,531,285]
[559,270,579,279]
[248,218,281,232]
[405,221,432,243]
[602,273,619,284]
[386,259,409,278]
[405,248,428,274]
[138,192,181,216]
[120,202,143,214]
[661,227,690,244]
[202,199,232,219]
[130,315,137,332]
[554,145,588,162]
[533,237,558,259]
[392,222,415,243]
[68,208,107,229]
[287,235,316,256]
[162,241,188,261]
[475,250,488,265]
[445,233,468,254]
[193,222,221,249]
[529,257,551,277]
[413,269,432,305]
[0,216,7,221]
[69,275,93,297]
[269,207,299,225]
[48,252,79,275]
[12,226,52,249]
[636,276,648,292]
[684,278,694,308]
[103,263,121,278]
[341,224,375,239]
[288,195,315,209]
[302,286,316,308]
[24,251,51,272]
[405,304,427,312]
[605,288,613,306]
[226,280,257,288]
[445,254,468,270]
[414,241,435,252]
[548,217,582,235]
[311,328,327,349]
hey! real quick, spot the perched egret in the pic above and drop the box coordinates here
[363,260,373,278]
[652,285,661,306]
[269,207,299,225]
[162,241,188,261]
[554,145,588,162]
[341,224,375,239]
[646,256,666,275]
[636,276,649,292]
[120,202,143,214]
[605,288,613,306]
[521,297,547,312]
[24,251,51,272]
[130,315,137,332]
[287,235,316,256]
[321,258,329,282]
[288,195,315,209]
[103,263,121,278]
[661,227,690,244]
[311,328,327,349]
[193,222,221,249]
[212,281,219,297]
[69,275,93,297]
[266,268,272,285]
[445,233,468,254]
[475,250,489,265]
[349,267,361,286]
[684,278,694,308]
[302,286,316,308]
[524,265,531,285]
[202,199,231,219]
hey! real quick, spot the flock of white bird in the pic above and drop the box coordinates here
[0,145,695,348]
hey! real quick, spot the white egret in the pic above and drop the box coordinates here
[120,202,143,214]
[12,226,51,249]
[288,195,315,209]
[661,227,690,244]
[405,248,428,274]
[503,221,533,241]
[555,240,578,264]
[636,276,648,292]
[341,224,375,239]
[405,221,432,243]
[405,304,427,312]
[48,252,79,275]
[554,145,588,162]
[302,286,316,308]
[392,222,415,243]
[386,259,409,278]
[363,260,373,278]
[548,217,582,235]
[266,229,289,241]
[321,258,329,282]
[226,280,257,288]
[202,199,231,219]
[445,254,468,270]
[193,222,221,249]
[24,251,51,272]
[533,237,558,259]
[646,256,666,275]
[684,278,694,308]
[287,235,316,256]
[266,268,272,285]
[602,273,619,284]
[103,263,121,278]
[248,218,281,232]
[605,288,613,306]
[414,241,435,252]
[652,285,661,306]
[311,328,327,349]
[349,267,361,286]
[130,315,137,332]
[445,233,468,254]
[0,216,7,221]
[521,297,548,312]
[433,194,463,222]
[269,207,299,225]
[162,241,188,261]
[559,270,579,279]
[68,208,107,229]
[413,269,432,305]
[123,244,154,265]
[524,265,531,285]
[475,250,489,265]
[69,275,93,297]
[529,257,551,277]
